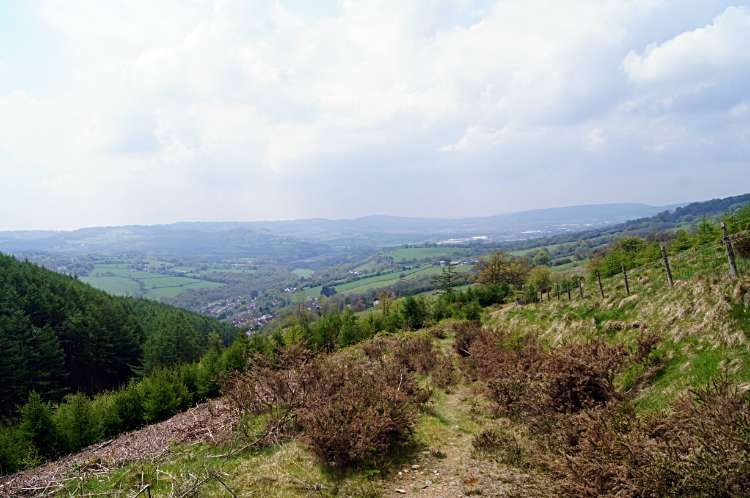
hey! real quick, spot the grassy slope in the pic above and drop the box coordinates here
[10,267,749,497]
[300,264,474,300]
[490,268,750,410]
[10,330,546,498]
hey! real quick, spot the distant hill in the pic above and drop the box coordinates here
[164,202,680,244]
[498,192,750,254]
[0,225,334,261]
[0,201,687,254]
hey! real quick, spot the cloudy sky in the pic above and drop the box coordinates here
[1,0,749,230]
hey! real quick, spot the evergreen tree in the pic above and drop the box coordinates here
[432,264,459,297]
[114,378,145,432]
[197,334,224,400]
[337,308,361,347]
[224,331,250,372]
[56,392,97,453]
[142,369,189,423]
[19,392,59,459]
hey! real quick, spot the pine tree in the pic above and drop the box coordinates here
[20,392,59,459]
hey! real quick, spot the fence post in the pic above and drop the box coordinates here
[597,272,605,298]
[661,246,673,288]
[547,287,551,301]
[721,222,739,278]
[567,282,571,300]
[579,277,584,299]
[556,283,560,301]
[622,263,629,295]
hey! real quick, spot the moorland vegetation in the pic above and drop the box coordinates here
[2,200,750,496]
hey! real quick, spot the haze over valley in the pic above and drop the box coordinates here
[3,2,750,495]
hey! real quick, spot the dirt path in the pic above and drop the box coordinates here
[381,387,540,498]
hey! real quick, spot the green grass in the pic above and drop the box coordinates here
[290,287,322,302]
[193,268,256,275]
[142,281,224,298]
[339,265,474,295]
[387,247,474,262]
[83,271,226,298]
[141,276,201,287]
[80,276,144,296]
[93,269,171,279]
[551,258,589,271]
[291,268,315,278]
[423,283,475,296]
[490,260,750,413]
[55,439,387,498]
[300,265,475,299]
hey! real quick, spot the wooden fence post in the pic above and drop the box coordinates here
[597,272,605,298]
[567,282,571,300]
[556,283,560,301]
[622,263,629,295]
[578,277,584,299]
[661,246,673,288]
[721,222,739,278]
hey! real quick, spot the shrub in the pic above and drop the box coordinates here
[393,336,437,375]
[472,427,526,467]
[431,356,459,389]
[542,400,646,498]
[636,377,750,497]
[465,329,663,426]
[452,321,483,357]
[462,300,482,321]
[540,377,750,498]
[400,295,429,330]
[301,359,424,465]
[223,346,429,465]
[732,233,750,259]
[0,424,36,475]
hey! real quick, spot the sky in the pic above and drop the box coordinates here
[1,0,749,231]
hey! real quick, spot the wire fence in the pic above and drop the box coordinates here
[518,225,750,305]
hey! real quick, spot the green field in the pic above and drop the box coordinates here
[300,264,474,298]
[174,267,256,275]
[95,269,171,279]
[291,268,315,278]
[290,287,322,302]
[82,273,225,298]
[80,276,143,296]
[387,247,474,262]
[344,265,473,294]
[551,258,589,271]
[141,280,224,298]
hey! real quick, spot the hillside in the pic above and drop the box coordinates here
[5,243,750,496]
[0,253,238,416]
[0,201,682,254]
[500,192,750,255]
[0,226,334,261]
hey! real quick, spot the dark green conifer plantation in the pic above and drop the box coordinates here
[0,253,238,416]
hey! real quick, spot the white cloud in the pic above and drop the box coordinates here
[621,6,750,111]
[0,0,749,230]
[622,6,750,84]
